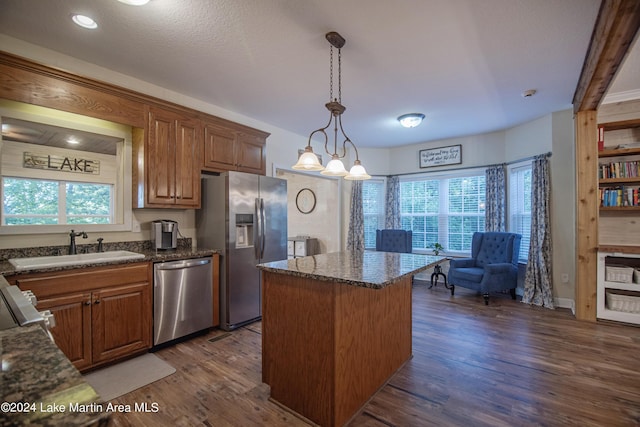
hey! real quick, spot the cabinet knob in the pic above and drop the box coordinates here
[94,300,100,304]
[84,301,91,306]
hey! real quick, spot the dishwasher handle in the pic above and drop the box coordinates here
[155,258,211,270]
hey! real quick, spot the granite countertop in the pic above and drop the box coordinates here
[258,250,444,289]
[0,247,220,277]
[0,325,110,427]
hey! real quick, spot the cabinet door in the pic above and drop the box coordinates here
[148,107,177,205]
[203,123,237,172]
[236,132,266,175]
[91,282,152,364]
[175,116,201,207]
[37,292,92,371]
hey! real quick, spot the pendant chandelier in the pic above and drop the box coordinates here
[292,31,371,180]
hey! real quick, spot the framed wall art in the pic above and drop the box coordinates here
[419,144,462,168]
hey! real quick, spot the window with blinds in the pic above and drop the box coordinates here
[362,179,385,249]
[398,173,485,253]
[509,165,531,260]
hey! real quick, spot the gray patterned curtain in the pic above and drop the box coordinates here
[485,164,506,231]
[385,176,401,229]
[347,180,365,251]
[522,154,554,308]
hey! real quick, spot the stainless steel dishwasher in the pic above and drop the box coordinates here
[153,257,213,346]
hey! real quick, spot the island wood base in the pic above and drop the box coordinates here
[262,271,412,427]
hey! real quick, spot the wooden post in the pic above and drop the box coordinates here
[575,110,598,321]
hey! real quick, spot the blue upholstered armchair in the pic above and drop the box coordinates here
[375,229,412,253]
[448,232,522,305]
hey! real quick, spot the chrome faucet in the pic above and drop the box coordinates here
[97,238,104,253]
[69,230,88,255]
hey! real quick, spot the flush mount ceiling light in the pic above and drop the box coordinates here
[292,31,370,181]
[397,113,425,128]
[117,0,150,5]
[71,14,98,29]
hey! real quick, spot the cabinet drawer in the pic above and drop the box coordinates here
[12,262,151,298]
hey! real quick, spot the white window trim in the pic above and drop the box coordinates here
[363,177,386,249]
[398,168,486,256]
[0,100,132,235]
[507,160,531,262]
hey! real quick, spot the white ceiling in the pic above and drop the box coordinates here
[0,0,637,149]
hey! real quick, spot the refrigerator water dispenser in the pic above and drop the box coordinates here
[235,214,254,248]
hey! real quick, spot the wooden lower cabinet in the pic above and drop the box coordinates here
[7,263,152,372]
[36,292,92,369]
[91,282,151,365]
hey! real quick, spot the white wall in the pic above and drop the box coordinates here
[504,109,576,307]
[550,109,576,304]
[385,131,506,176]
[275,169,341,253]
[504,114,553,161]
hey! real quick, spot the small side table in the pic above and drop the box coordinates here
[429,259,451,290]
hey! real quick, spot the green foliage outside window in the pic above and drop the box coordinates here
[2,177,112,225]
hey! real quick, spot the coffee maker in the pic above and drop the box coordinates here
[152,220,178,250]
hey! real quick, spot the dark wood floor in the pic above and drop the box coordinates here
[108,283,640,427]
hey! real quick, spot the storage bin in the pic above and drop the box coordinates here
[605,265,634,283]
[606,290,640,314]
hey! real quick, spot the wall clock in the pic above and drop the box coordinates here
[296,188,316,214]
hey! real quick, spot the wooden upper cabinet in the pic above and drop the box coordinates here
[202,117,268,175]
[0,52,269,192]
[175,116,201,206]
[203,122,237,171]
[237,132,267,174]
[136,106,201,208]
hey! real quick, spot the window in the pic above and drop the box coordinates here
[398,173,485,253]
[3,178,113,225]
[400,179,439,250]
[0,99,132,234]
[509,164,532,260]
[362,179,385,249]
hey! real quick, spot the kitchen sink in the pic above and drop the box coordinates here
[8,251,146,270]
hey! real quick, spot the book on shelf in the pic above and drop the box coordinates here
[599,160,640,179]
[598,124,604,152]
[600,186,640,207]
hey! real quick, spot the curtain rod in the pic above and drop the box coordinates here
[382,152,552,178]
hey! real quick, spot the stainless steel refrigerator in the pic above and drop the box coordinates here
[197,171,288,331]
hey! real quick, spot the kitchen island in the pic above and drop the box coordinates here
[258,250,443,427]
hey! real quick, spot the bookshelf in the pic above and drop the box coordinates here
[598,119,640,210]
[597,250,640,325]
[597,116,640,326]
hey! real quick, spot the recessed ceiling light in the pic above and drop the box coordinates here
[397,113,425,128]
[117,0,150,5]
[72,14,98,29]
[521,89,537,98]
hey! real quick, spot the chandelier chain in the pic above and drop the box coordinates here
[329,46,333,102]
[338,47,342,103]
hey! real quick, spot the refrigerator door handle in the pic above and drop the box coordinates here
[260,198,266,259]
[255,198,262,259]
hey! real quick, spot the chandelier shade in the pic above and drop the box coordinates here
[292,146,324,171]
[292,31,370,181]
